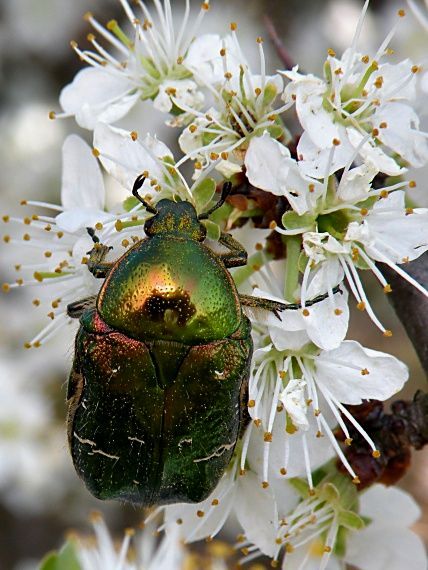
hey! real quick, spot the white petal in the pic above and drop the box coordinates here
[297,130,353,178]
[374,102,428,168]
[336,162,378,203]
[234,471,279,557]
[93,123,169,191]
[316,341,408,404]
[163,473,234,543]
[346,527,426,570]
[347,128,406,176]
[303,287,349,351]
[60,67,139,129]
[279,379,309,430]
[245,133,291,194]
[55,208,112,233]
[61,134,105,210]
[359,485,421,527]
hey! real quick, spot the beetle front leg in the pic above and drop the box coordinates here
[86,243,115,278]
[218,232,248,268]
[239,288,342,319]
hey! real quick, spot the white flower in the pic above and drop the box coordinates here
[283,3,428,176]
[163,457,300,559]
[177,28,290,178]
[75,512,184,570]
[2,134,147,347]
[57,0,211,129]
[244,133,324,216]
[244,338,408,487]
[282,484,426,570]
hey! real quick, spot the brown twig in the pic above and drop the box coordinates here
[263,14,295,70]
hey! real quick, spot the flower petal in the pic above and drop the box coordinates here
[316,341,408,404]
[61,134,105,211]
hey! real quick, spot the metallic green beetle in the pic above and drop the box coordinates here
[66,176,326,506]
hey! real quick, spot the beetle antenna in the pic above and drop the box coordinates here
[132,174,158,214]
[198,181,232,220]
[86,227,100,244]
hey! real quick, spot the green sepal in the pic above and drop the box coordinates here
[298,251,309,274]
[266,124,284,140]
[288,477,311,499]
[39,541,81,570]
[282,211,317,231]
[193,178,217,211]
[202,219,221,241]
[169,101,186,117]
[338,509,365,531]
[123,196,140,212]
[333,526,348,558]
[263,82,278,107]
[320,482,340,505]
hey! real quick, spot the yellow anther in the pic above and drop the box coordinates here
[115,220,123,232]
[334,308,343,316]
[95,222,103,230]
[196,510,205,518]
[327,48,336,57]
[33,299,41,306]
[2,283,10,293]
[280,467,287,475]
[48,111,56,120]
[248,399,255,408]
[220,151,229,160]
[264,432,273,442]
[380,190,389,198]
[253,419,262,427]
[383,284,392,293]
[398,9,406,17]
[352,477,361,485]
[409,180,416,188]
[332,138,341,146]
[262,481,269,488]
[406,208,414,215]
[361,55,370,64]
[372,450,381,458]
[211,498,219,506]
[357,302,366,311]
[131,130,138,141]
[23,233,30,241]
[345,438,353,446]
[360,208,369,216]
[383,329,393,337]
[230,22,238,31]
[92,148,100,157]
[412,65,421,74]
[302,308,310,317]
[361,368,370,376]
[374,76,384,89]
[3,235,10,243]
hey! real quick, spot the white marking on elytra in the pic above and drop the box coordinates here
[128,436,145,444]
[90,449,120,460]
[74,432,96,446]
[193,441,236,463]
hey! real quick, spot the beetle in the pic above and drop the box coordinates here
[66,175,331,506]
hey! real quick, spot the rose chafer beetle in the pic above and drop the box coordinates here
[66,176,331,506]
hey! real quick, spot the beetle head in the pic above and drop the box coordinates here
[144,200,206,241]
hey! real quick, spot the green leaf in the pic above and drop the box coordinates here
[282,211,316,231]
[202,219,221,241]
[193,178,217,211]
[39,541,81,570]
[338,509,365,531]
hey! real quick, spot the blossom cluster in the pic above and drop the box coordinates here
[3,1,428,568]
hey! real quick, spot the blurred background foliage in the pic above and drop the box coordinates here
[0,0,427,568]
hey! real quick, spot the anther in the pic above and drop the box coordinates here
[280,467,287,475]
[131,131,138,141]
[3,235,10,243]
[24,342,32,349]
[32,299,41,306]
[211,498,219,506]
[361,368,370,376]
[302,308,310,317]
[262,481,269,489]
[357,302,366,311]
[327,48,336,57]
[361,55,370,64]
[383,330,393,337]
[2,283,10,293]
[406,208,414,215]
[254,419,262,427]
[48,111,56,120]
[345,438,353,446]
[372,450,381,458]
[23,234,31,241]
[334,308,343,316]
[248,399,255,408]
[409,180,416,188]
[220,151,229,160]
[360,208,369,216]
[380,190,389,198]
[230,22,237,31]
[398,9,406,17]
[201,2,210,10]
[176,518,183,525]
[332,138,341,146]
[352,477,361,485]
[196,510,205,518]
[264,432,272,442]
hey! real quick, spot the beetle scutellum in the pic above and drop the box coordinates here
[66,176,333,506]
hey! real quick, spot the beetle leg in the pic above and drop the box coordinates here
[218,232,248,268]
[86,243,115,278]
[239,287,342,319]
[67,295,97,318]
